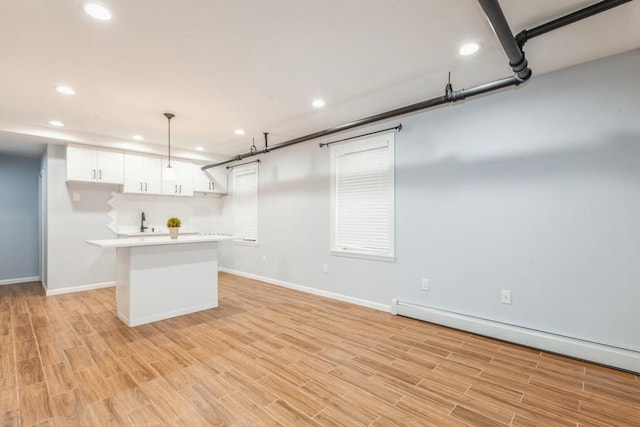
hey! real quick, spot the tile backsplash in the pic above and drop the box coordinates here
[107,192,232,235]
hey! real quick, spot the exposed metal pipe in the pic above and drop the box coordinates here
[203,0,624,171]
[516,0,632,48]
[477,0,532,81]
[204,74,521,170]
[202,74,526,170]
[445,75,522,102]
[203,94,447,170]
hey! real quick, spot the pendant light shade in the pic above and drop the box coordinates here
[164,112,176,180]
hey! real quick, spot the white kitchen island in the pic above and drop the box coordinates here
[87,234,237,326]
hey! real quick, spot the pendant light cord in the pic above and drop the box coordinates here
[164,113,175,167]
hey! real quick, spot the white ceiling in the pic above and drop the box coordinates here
[1,0,638,161]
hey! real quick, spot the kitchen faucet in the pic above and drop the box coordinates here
[140,212,148,232]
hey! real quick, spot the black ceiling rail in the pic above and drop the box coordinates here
[319,124,403,148]
[225,159,260,170]
[202,0,628,171]
[515,0,632,48]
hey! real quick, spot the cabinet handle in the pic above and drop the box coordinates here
[145,182,148,191]
[211,182,214,191]
[93,169,96,179]
[174,184,178,193]
[99,169,102,180]
[140,182,143,191]
[179,185,182,193]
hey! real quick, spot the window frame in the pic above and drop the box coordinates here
[329,131,395,262]
[232,163,259,246]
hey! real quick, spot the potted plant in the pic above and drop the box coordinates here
[167,217,181,239]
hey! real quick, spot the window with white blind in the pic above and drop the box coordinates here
[233,163,258,244]
[330,132,395,261]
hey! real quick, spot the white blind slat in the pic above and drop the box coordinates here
[331,134,394,258]
[234,165,258,241]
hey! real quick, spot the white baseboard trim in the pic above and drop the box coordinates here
[46,281,116,296]
[0,276,40,286]
[219,268,391,313]
[391,298,640,374]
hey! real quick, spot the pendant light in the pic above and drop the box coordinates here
[164,112,176,180]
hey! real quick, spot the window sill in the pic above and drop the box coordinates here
[330,249,395,262]
[233,240,259,247]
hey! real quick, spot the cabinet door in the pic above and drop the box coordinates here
[96,149,124,184]
[66,146,97,182]
[211,171,228,194]
[162,160,193,196]
[177,161,194,196]
[123,153,162,194]
[194,169,227,194]
[193,168,215,193]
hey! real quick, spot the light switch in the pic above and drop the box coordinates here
[72,192,80,201]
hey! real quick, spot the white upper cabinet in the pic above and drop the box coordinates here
[82,150,198,197]
[66,145,124,184]
[161,159,194,197]
[123,153,162,194]
[194,168,227,194]
[212,171,228,194]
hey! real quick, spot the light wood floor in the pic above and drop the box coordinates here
[1,273,639,426]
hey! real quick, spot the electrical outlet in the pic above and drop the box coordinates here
[262,255,267,264]
[322,264,329,274]
[421,279,430,291]
[501,290,512,304]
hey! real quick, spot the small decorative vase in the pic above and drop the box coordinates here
[169,227,179,239]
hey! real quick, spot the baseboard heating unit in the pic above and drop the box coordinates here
[391,299,640,374]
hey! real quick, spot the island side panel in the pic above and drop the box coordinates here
[116,247,132,324]
[125,242,219,326]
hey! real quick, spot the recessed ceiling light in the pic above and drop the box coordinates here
[49,120,64,127]
[234,129,245,136]
[83,3,112,21]
[195,146,204,152]
[459,42,480,56]
[56,85,75,95]
[132,135,144,141]
[312,98,326,108]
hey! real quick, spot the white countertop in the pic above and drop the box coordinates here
[87,234,239,248]
[116,230,199,237]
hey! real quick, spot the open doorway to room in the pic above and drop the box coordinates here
[0,139,45,287]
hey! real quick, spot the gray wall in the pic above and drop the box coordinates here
[219,49,640,352]
[0,154,40,281]
[45,145,116,290]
